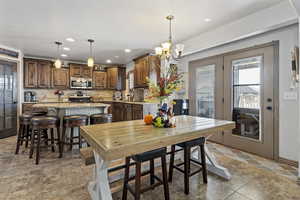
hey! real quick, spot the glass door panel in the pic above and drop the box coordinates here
[232,56,262,140]
[189,56,224,143]
[196,65,215,118]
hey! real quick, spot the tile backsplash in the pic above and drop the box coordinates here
[24,89,114,102]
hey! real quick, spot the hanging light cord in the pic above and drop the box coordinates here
[89,41,92,57]
[169,17,172,43]
[57,44,60,58]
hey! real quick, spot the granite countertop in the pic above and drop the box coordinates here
[97,100,154,105]
[33,103,110,109]
[25,100,154,105]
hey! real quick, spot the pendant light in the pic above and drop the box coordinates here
[54,41,62,68]
[87,39,94,67]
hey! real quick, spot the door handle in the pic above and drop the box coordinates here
[266,106,272,110]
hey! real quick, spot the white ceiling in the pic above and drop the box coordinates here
[0,0,284,64]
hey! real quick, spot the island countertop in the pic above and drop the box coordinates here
[32,102,110,109]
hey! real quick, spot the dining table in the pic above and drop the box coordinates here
[80,115,235,200]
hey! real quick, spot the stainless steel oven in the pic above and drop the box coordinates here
[70,77,92,89]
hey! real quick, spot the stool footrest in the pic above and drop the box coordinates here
[126,177,163,196]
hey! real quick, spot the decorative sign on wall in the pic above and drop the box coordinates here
[0,48,19,58]
[94,64,106,71]
[291,46,299,88]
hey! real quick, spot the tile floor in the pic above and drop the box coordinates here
[0,136,299,200]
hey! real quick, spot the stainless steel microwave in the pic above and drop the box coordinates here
[70,77,92,89]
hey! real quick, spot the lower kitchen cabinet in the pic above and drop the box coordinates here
[132,104,143,120]
[112,102,144,122]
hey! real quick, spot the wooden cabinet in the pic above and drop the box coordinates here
[24,59,38,88]
[82,67,93,78]
[37,61,51,88]
[24,58,52,88]
[93,71,107,89]
[106,66,126,90]
[134,55,160,88]
[70,64,82,77]
[112,102,125,122]
[52,68,69,89]
[112,102,144,122]
[132,104,143,120]
[70,63,93,78]
[124,104,133,121]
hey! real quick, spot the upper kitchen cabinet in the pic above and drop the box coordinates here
[24,58,51,88]
[24,59,38,88]
[82,67,93,78]
[93,71,107,89]
[134,54,160,88]
[69,63,93,78]
[106,66,126,90]
[51,67,69,89]
[37,60,51,88]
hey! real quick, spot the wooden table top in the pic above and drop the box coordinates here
[33,103,110,109]
[80,115,235,161]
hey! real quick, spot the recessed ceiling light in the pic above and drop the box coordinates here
[61,54,68,57]
[124,49,131,53]
[63,47,70,51]
[204,18,212,22]
[106,59,112,63]
[115,56,119,58]
[66,38,75,42]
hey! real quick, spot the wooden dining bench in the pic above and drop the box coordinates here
[80,147,95,165]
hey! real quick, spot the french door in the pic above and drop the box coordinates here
[189,56,224,143]
[189,44,276,159]
[223,45,274,159]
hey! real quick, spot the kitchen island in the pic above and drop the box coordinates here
[33,103,110,148]
[33,102,110,116]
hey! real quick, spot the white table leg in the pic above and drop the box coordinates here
[88,151,112,200]
[191,143,231,180]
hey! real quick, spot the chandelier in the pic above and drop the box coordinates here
[155,15,184,61]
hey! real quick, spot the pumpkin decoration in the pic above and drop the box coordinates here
[144,113,153,125]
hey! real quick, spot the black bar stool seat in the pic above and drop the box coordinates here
[132,148,166,162]
[29,116,60,165]
[90,113,112,125]
[122,147,170,200]
[63,115,89,127]
[61,115,89,157]
[169,137,208,195]
[15,112,48,154]
[176,137,205,148]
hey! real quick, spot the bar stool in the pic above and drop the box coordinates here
[29,116,60,165]
[168,137,208,195]
[90,113,112,125]
[15,111,48,154]
[122,147,169,200]
[61,115,89,157]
